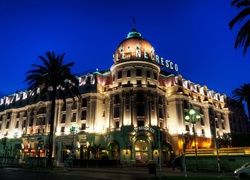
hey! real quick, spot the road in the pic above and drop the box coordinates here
[0,166,235,180]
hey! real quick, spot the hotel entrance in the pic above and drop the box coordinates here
[135,139,149,164]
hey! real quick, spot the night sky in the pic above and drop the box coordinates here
[1,0,250,102]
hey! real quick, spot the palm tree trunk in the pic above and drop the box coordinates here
[47,89,56,167]
[247,100,250,121]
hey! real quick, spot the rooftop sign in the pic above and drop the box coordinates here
[113,45,178,72]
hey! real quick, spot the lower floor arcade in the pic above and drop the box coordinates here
[1,126,178,166]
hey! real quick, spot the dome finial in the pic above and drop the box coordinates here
[127,17,142,39]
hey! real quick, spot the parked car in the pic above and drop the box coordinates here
[234,162,250,179]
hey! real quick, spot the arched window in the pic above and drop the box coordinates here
[114,95,120,104]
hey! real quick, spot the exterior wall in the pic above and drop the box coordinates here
[227,98,250,134]
[0,67,237,166]
[0,29,246,167]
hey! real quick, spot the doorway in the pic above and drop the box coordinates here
[135,139,149,164]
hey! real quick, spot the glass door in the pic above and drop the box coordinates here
[135,139,148,164]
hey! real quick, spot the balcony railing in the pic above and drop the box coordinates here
[185,147,250,156]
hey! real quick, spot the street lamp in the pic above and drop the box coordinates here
[70,125,78,157]
[185,109,200,171]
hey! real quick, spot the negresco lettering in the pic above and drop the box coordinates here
[113,47,178,72]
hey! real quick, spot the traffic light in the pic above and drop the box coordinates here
[217,157,221,163]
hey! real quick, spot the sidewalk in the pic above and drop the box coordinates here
[0,163,234,179]
[64,165,234,178]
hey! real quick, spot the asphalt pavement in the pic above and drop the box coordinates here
[0,164,235,180]
[63,166,235,179]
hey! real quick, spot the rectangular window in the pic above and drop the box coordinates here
[137,104,144,116]
[72,102,77,109]
[61,114,66,123]
[71,113,76,122]
[222,122,225,129]
[118,71,122,79]
[15,121,19,128]
[136,69,142,76]
[200,117,205,126]
[81,110,87,120]
[22,120,26,128]
[61,127,65,132]
[147,71,150,78]
[81,123,86,130]
[217,131,220,137]
[154,73,157,80]
[115,121,119,129]
[215,121,219,128]
[29,118,33,126]
[137,120,144,127]
[81,98,87,107]
[159,108,164,118]
[202,129,205,136]
[158,97,163,104]
[36,118,42,126]
[6,121,10,129]
[42,117,46,125]
[62,104,66,111]
[7,112,11,119]
[114,95,120,104]
[127,70,131,77]
[114,107,120,118]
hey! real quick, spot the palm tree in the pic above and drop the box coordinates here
[229,0,250,55]
[24,51,81,167]
[231,83,250,119]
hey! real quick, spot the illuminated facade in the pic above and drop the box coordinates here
[0,29,235,166]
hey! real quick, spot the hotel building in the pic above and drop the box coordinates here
[0,28,246,166]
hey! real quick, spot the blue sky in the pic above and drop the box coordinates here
[0,0,250,101]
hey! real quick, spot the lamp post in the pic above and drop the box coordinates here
[185,109,200,171]
[70,126,78,159]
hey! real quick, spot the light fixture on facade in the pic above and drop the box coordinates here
[185,108,200,171]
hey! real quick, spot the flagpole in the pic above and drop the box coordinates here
[133,17,136,29]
